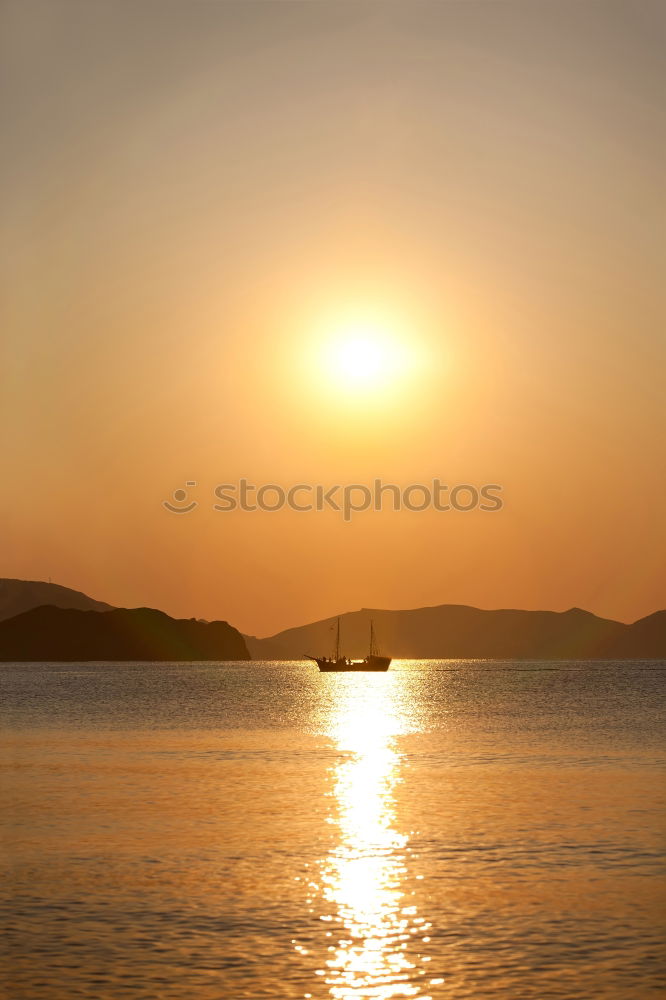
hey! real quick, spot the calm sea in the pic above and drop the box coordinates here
[1,660,665,1000]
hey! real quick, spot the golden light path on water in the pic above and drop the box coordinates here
[310,675,439,1000]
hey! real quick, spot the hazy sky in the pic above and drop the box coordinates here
[2,0,665,634]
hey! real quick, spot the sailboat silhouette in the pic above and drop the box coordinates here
[306,617,391,672]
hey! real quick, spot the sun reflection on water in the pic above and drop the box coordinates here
[314,676,432,1000]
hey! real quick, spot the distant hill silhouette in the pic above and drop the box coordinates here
[1,578,662,660]
[244,604,666,660]
[602,610,666,658]
[0,578,113,621]
[0,605,249,661]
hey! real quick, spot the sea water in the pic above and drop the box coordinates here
[1,660,664,999]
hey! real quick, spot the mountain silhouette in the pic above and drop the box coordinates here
[244,604,666,660]
[0,578,113,621]
[0,605,249,661]
[1,579,662,661]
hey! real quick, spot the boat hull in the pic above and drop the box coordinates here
[310,655,391,672]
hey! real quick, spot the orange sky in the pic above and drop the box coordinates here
[2,0,665,634]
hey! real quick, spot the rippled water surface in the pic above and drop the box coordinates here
[1,660,665,999]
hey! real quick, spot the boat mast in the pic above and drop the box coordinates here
[335,617,340,661]
[369,619,376,657]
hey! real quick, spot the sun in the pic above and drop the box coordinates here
[330,332,399,384]
[319,315,411,392]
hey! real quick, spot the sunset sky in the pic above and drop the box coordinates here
[3,0,664,634]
